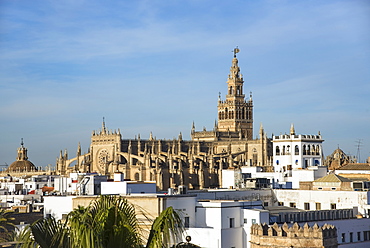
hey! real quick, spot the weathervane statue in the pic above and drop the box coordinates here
[233,46,240,57]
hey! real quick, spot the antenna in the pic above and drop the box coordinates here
[355,139,363,162]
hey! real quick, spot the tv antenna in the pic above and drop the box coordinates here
[355,139,363,162]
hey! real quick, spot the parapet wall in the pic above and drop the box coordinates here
[250,222,338,248]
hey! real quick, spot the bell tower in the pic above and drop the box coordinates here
[217,47,253,139]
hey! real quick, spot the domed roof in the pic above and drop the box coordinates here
[7,160,37,173]
[6,139,37,173]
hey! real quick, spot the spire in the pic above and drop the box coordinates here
[191,121,195,134]
[77,142,81,156]
[101,117,106,134]
[228,47,242,82]
[290,123,295,135]
[259,123,264,139]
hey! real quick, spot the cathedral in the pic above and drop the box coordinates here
[55,48,273,191]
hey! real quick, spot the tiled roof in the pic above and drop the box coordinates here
[338,163,370,170]
[314,173,352,182]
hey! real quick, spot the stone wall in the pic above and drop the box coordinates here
[250,222,338,248]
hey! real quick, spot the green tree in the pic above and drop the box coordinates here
[0,208,16,242]
[18,195,183,248]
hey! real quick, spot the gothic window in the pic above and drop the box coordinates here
[307,145,311,155]
[253,154,257,166]
[276,146,280,156]
[287,145,290,154]
[134,172,139,181]
[225,108,228,119]
[303,145,306,155]
[316,145,320,155]
[295,145,299,155]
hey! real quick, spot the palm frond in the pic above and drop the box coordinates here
[146,207,183,248]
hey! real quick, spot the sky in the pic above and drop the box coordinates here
[0,0,369,168]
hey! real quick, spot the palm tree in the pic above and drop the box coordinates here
[18,195,184,248]
[0,208,16,242]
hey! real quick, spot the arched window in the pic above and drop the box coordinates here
[282,146,286,155]
[295,145,299,155]
[303,145,306,155]
[225,108,228,119]
[134,172,140,181]
[229,86,233,95]
[307,145,311,155]
[316,146,320,155]
[276,146,280,156]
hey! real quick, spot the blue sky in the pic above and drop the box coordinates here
[0,0,369,168]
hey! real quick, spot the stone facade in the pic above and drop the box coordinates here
[324,148,354,170]
[250,222,338,248]
[55,49,273,191]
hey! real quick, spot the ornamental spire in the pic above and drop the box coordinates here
[102,117,107,134]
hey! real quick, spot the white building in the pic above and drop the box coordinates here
[274,189,370,216]
[273,124,324,172]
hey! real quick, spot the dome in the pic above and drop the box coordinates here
[6,139,37,173]
[7,160,37,173]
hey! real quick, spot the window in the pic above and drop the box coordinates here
[315,203,321,210]
[184,217,189,228]
[243,219,248,224]
[229,218,235,228]
[278,202,284,206]
[263,202,268,207]
[331,188,336,190]
[350,232,353,242]
[364,231,370,241]
[290,202,296,208]
[331,203,336,210]
[252,219,256,224]
[341,233,346,243]
[357,232,361,241]
[134,173,140,181]
[295,145,299,155]
[276,146,280,156]
[318,187,323,190]
[304,203,310,210]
